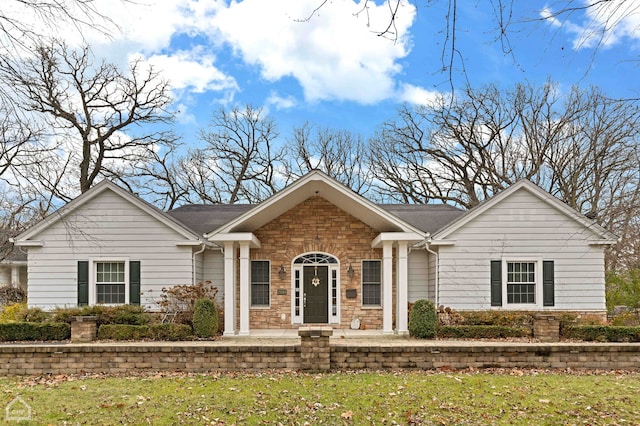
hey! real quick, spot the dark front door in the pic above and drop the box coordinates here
[303,265,328,323]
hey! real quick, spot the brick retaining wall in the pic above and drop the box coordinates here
[331,343,640,370]
[0,341,638,375]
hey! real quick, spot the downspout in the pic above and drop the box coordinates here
[423,233,439,308]
[192,242,207,286]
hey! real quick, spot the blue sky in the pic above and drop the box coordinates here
[13,0,640,145]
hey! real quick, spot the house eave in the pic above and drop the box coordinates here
[588,239,618,246]
[207,232,261,248]
[11,240,44,247]
[371,232,424,248]
[429,240,456,246]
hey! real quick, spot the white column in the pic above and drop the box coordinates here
[238,242,251,336]
[223,242,236,336]
[382,241,394,335]
[10,266,20,287]
[396,241,409,335]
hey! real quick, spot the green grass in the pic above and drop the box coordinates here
[1,370,639,424]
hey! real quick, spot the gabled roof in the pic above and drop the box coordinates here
[167,203,465,236]
[433,179,618,243]
[205,170,428,237]
[13,180,202,244]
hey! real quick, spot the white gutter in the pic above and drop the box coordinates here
[423,233,439,308]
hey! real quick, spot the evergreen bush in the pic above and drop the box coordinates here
[148,323,193,340]
[0,322,70,341]
[562,325,640,342]
[192,298,218,338]
[97,324,148,340]
[437,325,532,339]
[409,299,437,338]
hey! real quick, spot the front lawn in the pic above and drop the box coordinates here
[2,369,639,424]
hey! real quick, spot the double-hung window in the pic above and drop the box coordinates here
[96,261,126,304]
[362,260,381,306]
[506,261,536,304]
[251,260,270,307]
[491,259,555,308]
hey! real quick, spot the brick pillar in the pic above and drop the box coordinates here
[533,315,560,342]
[298,326,333,371]
[71,316,98,343]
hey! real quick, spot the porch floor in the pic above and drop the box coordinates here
[225,328,409,339]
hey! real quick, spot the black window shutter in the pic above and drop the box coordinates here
[490,260,502,306]
[77,261,89,306]
[129,261,141,305]
[543,260,555,307]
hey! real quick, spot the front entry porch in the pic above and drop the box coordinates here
[214,233,420,337]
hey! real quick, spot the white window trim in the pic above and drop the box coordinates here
[89,257,130,306]
[362,259,382,307]
[501,257,542,308]
[250,259,271,308]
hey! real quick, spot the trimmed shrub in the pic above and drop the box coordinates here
[109,305,149,325]
[458,311,534,327]
[97,324,148,340]
[193,298,218,338]
[51,305,149,326]
[0,322,70,341]
[409,299,437,338]
[437,325,532,339]
[563,325,640,342]
[148,323,193,341]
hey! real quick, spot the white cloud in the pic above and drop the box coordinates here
[141,50,237,93]
[6,0,421,112]
[398,83,442,106]
[266,92,297,110]
[542,1,640,50]
[210,0,416,104]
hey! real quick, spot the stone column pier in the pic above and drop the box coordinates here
[298,326,333,371]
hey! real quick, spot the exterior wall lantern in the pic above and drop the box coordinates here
[278,264,286,280]
[347,263,355,278]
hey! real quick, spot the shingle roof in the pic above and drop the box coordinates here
[167,204,254,235]
[378,204,465,234]
[166,202,465,236]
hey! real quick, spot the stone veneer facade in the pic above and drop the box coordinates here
[238,196,396,331]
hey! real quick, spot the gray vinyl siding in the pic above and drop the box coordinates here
[26,189,194,311]
[437,188,606,311]
[202,249,224,306]
[408,250,430,303]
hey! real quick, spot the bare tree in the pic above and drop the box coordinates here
[128,143,190,211]
[191,105,284,204]
[370,82,572,207]
[369,81,640,270]
[0,1,119,103]
[283,122,374,196]
[3,40,177,200]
